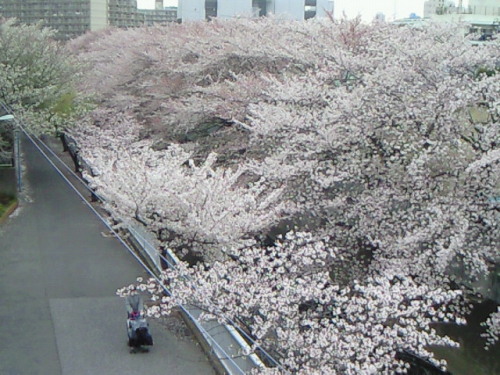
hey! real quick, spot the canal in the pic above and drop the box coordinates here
[431,300,499,375]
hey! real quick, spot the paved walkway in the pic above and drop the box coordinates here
[0,135,215,375]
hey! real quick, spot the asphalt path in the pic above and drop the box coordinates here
[0,135,215,375]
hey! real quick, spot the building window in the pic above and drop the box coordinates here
[305,0,317,19]
[205,0,217,19]
[252,0,267,17]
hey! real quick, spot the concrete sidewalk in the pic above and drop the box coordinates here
[0,134,215,375]
[42,134,266,375]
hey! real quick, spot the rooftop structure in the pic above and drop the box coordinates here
[393,12,499,41]
[432,13,500,36]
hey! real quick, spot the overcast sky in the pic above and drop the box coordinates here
[137,1,466,20]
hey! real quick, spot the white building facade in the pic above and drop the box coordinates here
[423,0,457,17]
[177,0,204,21]
[468,0,500,16]
[177,0,335,22]
[218,0,253,18]
[270,0,306,19]
[424,0,500,17]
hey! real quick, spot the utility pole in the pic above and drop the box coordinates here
[14,126,21,192]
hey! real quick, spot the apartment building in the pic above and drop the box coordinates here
[138,7,177,26]
[424,0,500,17]
[468,0,500,16]
[423,0,457,17]
[0,0,176,40]
[178,0,335,22]
[0,0,109,39]
[421,0,499,38]
[108,0,140,28]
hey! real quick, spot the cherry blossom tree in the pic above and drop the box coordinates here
[482,307,500,349]
[119,232,466,374]
[69,17,499,373]
[234,20,499,291]
[72,110,289,261]
[0,19,84,134]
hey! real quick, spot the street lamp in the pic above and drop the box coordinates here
[0,114,21,192]
[0,114,14,121]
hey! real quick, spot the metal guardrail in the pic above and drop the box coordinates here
[127,225,162,271]
[127,226,267,373]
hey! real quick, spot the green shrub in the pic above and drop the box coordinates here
[0,193,16,217]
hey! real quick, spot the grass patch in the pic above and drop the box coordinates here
[0,192,17,218]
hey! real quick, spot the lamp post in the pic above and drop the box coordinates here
[0,114,20,192]
[0,114,14,121]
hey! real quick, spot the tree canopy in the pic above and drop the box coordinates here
[69,18,499,373]
[0,19,83,133]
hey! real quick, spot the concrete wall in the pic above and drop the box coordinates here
[272,0,305,20]
[218,0,253,18]
[178,0,205,21]
[90,0,109,31]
